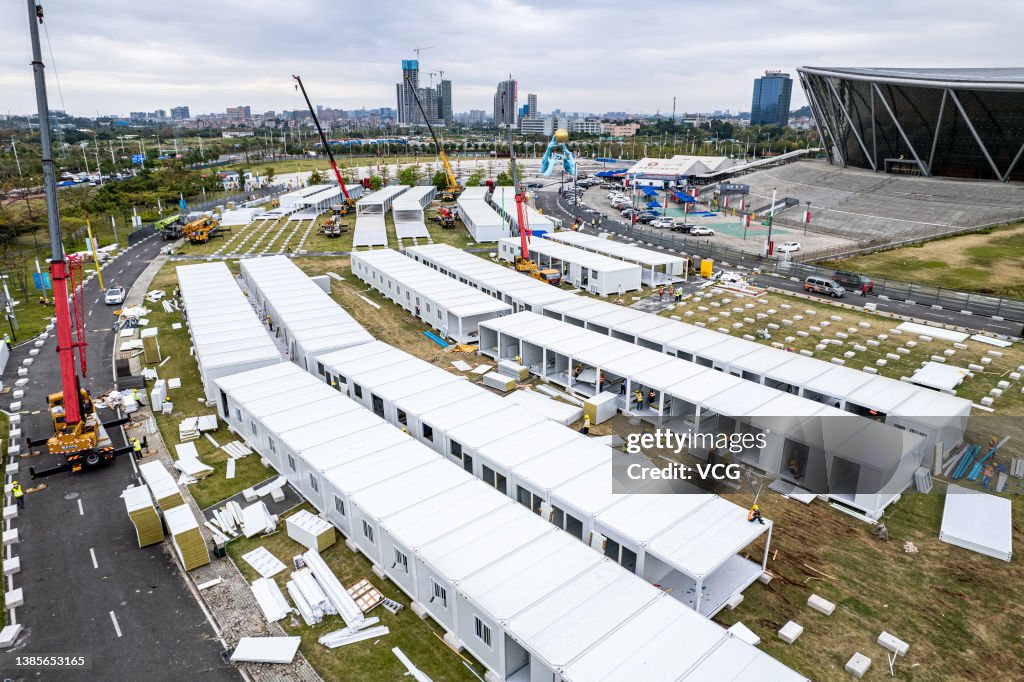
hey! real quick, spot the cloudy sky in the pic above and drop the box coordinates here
[1,0,1021,118]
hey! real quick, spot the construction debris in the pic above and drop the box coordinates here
[178,414,218,441]
[241,502,277,537]
[250,577,293,623]
[241,546,288,578]
[222,440,253,459]
[318,625,390,649]
[903,541,919,554]
[347,578,384,613]
[392,647,432,682]
[303,548,365,629]
[254,476,288,498]
[173,442,214,479]
[288,568,335,625]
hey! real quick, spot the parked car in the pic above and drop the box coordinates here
[104,286,126,305]
[804,277,846,298]
[832,270,874,291]
[650,217,675,229]
[778,241,801,253]
[525,182,544,189]
[671,222,692,233]
[689,226,716,236]
[636,211,658,223]
[620,208,637,218]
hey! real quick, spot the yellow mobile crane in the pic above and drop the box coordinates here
[405,75,461,201]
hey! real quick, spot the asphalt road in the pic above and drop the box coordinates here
[0,232,236,680]
[534,189,1023,338]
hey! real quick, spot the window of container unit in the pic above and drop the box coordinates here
[474,616,492,649]
[362,519,375,545]
[397,409,408,426]
[565,513,584,541]
[393,548,409,574]
[267,437,277,454]
[220,390,229,417]
[235,408,242,422]
[406,291,410,301]
[425,303,431,313]
[288,453,296,471]
[353,384,363,399]
[250,421,258,436]
[316,361,325,377]
[450,441,463,460]
[430,578,448,609]
[422,424,433,442]
[334,496,346,517]
[309,472,319,492]
[337,374,347,385]
[372,395,384,418]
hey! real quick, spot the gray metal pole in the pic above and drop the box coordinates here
[27,0,63,263]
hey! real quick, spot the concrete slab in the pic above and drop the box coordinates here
[807,594,836,615]
[877,631,909,656]
[845,652,871,678]
[778,620,803,644]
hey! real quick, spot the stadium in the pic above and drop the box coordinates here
[796,67,1024,182]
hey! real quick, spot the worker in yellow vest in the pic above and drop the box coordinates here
[12,481,24,509]
[580,414,591,435]
[132,438,143,458]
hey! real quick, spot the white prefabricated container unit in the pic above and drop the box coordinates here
[213,361,805,682]
[546,230,687,285]
[391,185,436,240]
[238,255,374,373]
[458,187,509,243]
[497,237,643,295]
[278,184,343,213]
[410,243,970,460]
[176,262,281,404]
[489,186,557,234]
[351,249,511,343]
[353,185,409,248]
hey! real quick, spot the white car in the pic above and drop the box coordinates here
[689,226,715,236]
[778,241,802,253]
[650,217,675,229]
[104,287,126,305]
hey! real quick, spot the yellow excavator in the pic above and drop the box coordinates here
[406,75,461,201]
[514,256,561,286]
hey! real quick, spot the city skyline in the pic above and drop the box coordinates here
[1,1,1022,117]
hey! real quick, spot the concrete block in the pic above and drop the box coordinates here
[809,325,822,333]
[720,311,730,318]
[781,303,791,309]
[807,594,836,615]
[987,350,1003,357]
[830,315,842,322]
[757,571,773,584]
[684,311,694,317]
[743,335,755,341]
[695,322,706,328]
[766,323,779,330]
[890,329,901,335]
[270,487,286,503]
[11,390,23,400]
[2,505,17,521]
[1010,372,1021,381]
[831,358,845,365]
[793,315,804,321]
[784,336,795,343]
[708,316,718,323]
[997,380,1010,389]
[930,355,946,363]
[944,349,956,356]
[17,367,27,377]
[732,323,743,329]
[28,349,39,357]
[954,342,968,350]
[990,388,1002,397]
[5,463,17,475]
[799,350,814,357]
[815,344,827,351]
[767,309,777,315]
[864,367,878,374]
[710,301,721,308]
[443,631,465,652]
[756,313,767,319]
[876,359,887,367]
[241,487,258,502]
[845,652,871,679]
[877,631,910,656]
[344,538,359,552]
[804,309,816,315]
[886,353,900,360]
[858,322,871,328]
[781,319,792,325]
[797,330,809,337]
[745,303,754,309]
[843,351,855,358]
[778,621,803,644]
[732,307,744,314]
[3,556,20,575]
[847,327,858,334]
[853,344,867,352]
[820,320,831,327]
[698,306,708,312]
[725,593,744,610]
[968,363,985,372]
[980,397,994,406]
[411,601,429,619]
[744,317,755,324]
[14,378,28,388]
[836,332,848,339]
[717,328,731,334]
[371,564,387,580]
[2,529,18,545]
[981,357,992,365]
[4,588,23,608]
[877,334,888,340]
[0,624,23,648]
[866,339,880,347]
[918,335,932,342]
[7,443,19,457]
[33,339,44,348]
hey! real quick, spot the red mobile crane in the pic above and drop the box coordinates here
[25,1,130,478]
[292,74,355,214]
[503,78,533,265]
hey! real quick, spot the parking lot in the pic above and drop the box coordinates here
[575,184,856,256]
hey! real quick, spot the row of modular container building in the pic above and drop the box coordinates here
[498,237,643,296]
[392,185,435,240]
[490,186,557,236]
[458,186,509,243]
[405,243,969,460]
[237,256,374,373]
[311,339,774,618]
[278,184,348,213]
[176,262,282,404]
[350,249,511,344]
[545,230,687,286]
[213,360,805,682]
[354,185,409,248]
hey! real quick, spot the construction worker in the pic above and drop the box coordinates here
[580,414,591,435]
[981,463,995,488]
[3,333,10,350]
[633,388,644,406]
[132,438,143,458]
[11,481,24,509]
[668,285,675,298]
[658,285,665,301]
[675,289,683,303]
[747,504,764,525]
[648,388,657,405]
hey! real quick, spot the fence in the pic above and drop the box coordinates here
[558,197,1024,323]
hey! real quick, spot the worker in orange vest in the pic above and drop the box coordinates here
[747,504,764,525]
[658,285,664,301]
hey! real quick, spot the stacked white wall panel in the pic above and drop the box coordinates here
[546,230,686,284]
[176,262,281,404]
[354,185,409,247]
[497,237,642,295]
[238,255,373,374]
[490,186,557,233]
[392,185,435,240]
[214,361,805,682]
[406,244,969,460]
[351,249,510,343]
[312,340,772,617]
[458,186,509,242]
[479,310,927,520]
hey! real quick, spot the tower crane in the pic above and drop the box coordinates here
[24,0,131,478]
[405,75,461,201]
[292,74,355,214]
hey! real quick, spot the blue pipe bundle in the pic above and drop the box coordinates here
[952,445,981,479]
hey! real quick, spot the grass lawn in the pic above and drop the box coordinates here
[226,504,485,682]
[824,222,1024,300]
[665,288,1024,419]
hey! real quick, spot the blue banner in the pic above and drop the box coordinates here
[33,272,52,290]
[595,157,618,163]
[131,153,145,164]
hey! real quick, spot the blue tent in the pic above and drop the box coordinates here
[673,191,696,203]
[596,168,631,177]
[646,201,662,208]
[640,186,657,196]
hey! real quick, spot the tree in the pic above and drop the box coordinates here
[431,170,448,190]
[397,165,420,186]
[265,167,276,185]
[307,169,326,186]
[368,175,383,191]
[465,170,484,187]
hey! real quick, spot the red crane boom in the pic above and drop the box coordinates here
[503,82,531,260]
[292,74,353,203]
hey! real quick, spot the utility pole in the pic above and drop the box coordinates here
[672,96,676,124]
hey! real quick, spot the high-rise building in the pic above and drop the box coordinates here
[436,79,453,126]
[493,79,518,128]
[129,112,146,121]
[226,105,252,122]
[526,93,538,119]
[170,106,190,120]
[750,71,793,127]
[396,59,420,125]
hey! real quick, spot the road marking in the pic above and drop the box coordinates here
[90,547,98,569]
[94,297,100,304]
[117,269,124,275]
[109,610,122,637]
[78,498,84,515]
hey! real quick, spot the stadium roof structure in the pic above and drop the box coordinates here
[797,66,1024,182]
